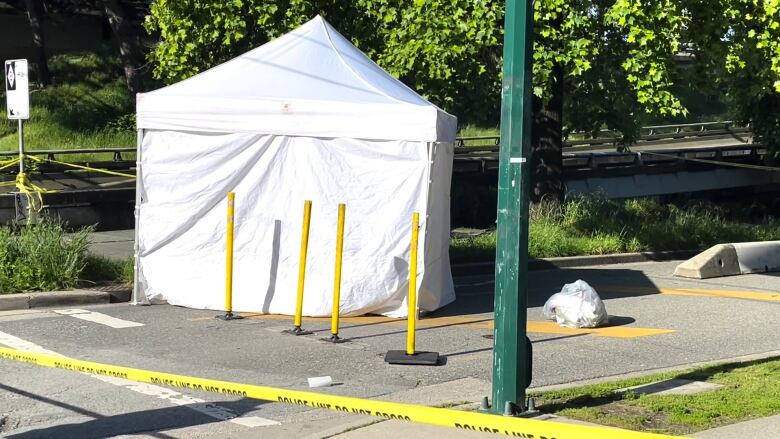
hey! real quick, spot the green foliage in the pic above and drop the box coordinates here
[677,0,780,157]
[81,255,134,284]
[0,50,136,151]
[145,0,502,124]
[0,220,91,294]
[144,1,779,150]
[449,196,780,263]
[145,1,696,132]
[356,0,503,123]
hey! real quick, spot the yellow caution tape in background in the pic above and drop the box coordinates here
[0,346,681,439]
[26,155,136,179]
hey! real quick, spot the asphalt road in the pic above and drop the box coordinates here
[0,259,778,438]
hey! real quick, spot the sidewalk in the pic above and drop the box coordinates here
[325,400,779,439]
[692,415,780,439]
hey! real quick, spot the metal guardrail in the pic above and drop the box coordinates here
[0,121,754,175]
[455,121,752,151]
[0,148,136,162]
[452,144,768,175]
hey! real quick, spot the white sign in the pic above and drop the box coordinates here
[5,59,29,120]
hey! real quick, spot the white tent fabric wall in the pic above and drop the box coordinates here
[133,16,457,317]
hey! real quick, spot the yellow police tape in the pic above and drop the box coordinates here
[26,155,136,179]
[0,346,680,439]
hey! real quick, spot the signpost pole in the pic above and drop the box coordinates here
[491,0,534,415]
[18,119,24,174]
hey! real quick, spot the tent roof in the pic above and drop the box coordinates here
[137,16,457,142]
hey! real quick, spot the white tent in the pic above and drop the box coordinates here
[132,16,457,317]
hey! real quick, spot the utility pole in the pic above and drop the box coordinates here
[492,0,534,415]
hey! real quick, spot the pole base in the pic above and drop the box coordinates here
[322,334,349,343]
[496,399,541,418]
[283,326,314,336]
[215,312,243,321]
[479,396,491,412]
[384,350,440,366]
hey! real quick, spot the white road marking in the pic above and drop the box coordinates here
[53,309,144,328]
[0,330,279,428]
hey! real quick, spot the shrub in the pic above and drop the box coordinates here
[0,220,91,294]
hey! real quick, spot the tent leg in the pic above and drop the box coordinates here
[132,128,146,306]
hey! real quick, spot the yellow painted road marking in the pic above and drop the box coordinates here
[525,321,674,338]
[189,313,672,338]
[598,286,780,303]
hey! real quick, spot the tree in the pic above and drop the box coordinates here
[145,0,503,123]
[529,0,689,201]
[25,0,51,86]
[686,0,780,158]
[145,1,779,188]
[104,0,143,96]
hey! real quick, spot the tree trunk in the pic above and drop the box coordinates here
[25,0,50,86]
[104,0,142,97]
[530,63,564,204]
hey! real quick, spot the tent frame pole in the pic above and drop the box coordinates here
[132,128,145,305]
[419,142,436,303]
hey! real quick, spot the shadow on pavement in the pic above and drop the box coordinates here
[603,315,636,326]
[442,334,589,359]
[440,267,662,316]
[2,382,268,439]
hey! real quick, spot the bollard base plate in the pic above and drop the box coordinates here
[283,327,314,336]
[216,312,243,321]
[384,350,440,366]
[322,335,349,343]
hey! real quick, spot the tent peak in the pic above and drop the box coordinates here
[137,14,457,141]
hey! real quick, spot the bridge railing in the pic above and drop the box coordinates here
[455,121,751,152]
[0,147,136,162]
[0,120,754,169]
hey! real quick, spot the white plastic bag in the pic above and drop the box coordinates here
[543,280,608,328]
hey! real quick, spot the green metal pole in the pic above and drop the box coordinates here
[492,0,534,415]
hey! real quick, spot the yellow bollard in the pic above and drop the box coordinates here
[328,204,347,343]
[217,192,242,321]
[406,212,419,355]
[286,200,314,335]
[384,212,439,365]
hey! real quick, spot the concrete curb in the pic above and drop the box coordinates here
[0,288,129,311]
[453,249,700,276]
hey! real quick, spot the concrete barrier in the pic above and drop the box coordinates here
[674,241,780,279]
[734,241,780,274]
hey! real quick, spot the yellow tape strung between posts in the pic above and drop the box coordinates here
[0,346,680,439]
[26,155,136,179]
[0,158,20,173]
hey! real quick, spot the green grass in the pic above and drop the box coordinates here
[532,357,780,435]
[0,50,135,154]
[81,254,134,284]
[0,218,132,294]
[456,125,500,148]
[0,219,91,293]
[458,125,499,138]
[450,196,780,263]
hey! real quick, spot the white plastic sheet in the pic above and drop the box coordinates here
[135,132,455,317]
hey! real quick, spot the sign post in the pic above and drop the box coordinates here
[492,0,534,415]
[5,59,30,175]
